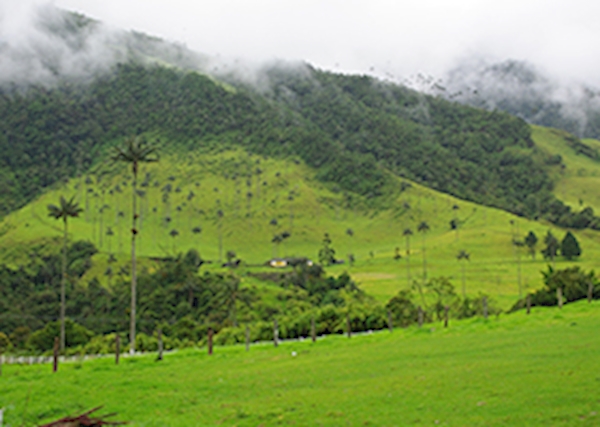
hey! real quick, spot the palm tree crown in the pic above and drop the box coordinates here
[111,136,158,175]
[456,250,470,261]
[417,221,430,233]
[47,196,83,222]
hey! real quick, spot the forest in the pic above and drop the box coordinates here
[0,62,598,230]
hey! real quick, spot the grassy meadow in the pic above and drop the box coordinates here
[1,127,600,310]
[1,300,599,426]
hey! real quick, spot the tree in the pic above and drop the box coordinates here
[561,231,581,260]
[524,231,538,259]
[417,221,430,283]
[402,228,413,287]
[47,195,83,352]
[106,226,114,253]
[272,231,291,258]
[169,229,179,253]
[212,275,253,327]
[456,250,470,298]
[111,135,158,354]
[541,231,559,267]
[318,233,336,266]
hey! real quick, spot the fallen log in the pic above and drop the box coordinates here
[38,406,127,427]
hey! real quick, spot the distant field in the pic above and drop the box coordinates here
[2,300,599,426]
[0,136,598,309]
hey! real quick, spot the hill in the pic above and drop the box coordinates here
[2,300,599,426]
[438,59,600,140]
[1,145,598,311]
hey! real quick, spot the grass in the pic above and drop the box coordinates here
[1,300,599,426]
[1,131,600,310]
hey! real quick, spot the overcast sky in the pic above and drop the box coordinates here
[4,0,600,85]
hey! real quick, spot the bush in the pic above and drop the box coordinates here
[27,320,94,352]
[0,331,11,352]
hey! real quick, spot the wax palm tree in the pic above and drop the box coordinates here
[402,228,413,287]
[212,275,253,327]
[417,221,430,283]
[47,196,83,352]
[456,249,470,298]
[169,229,179,254]
[111,136,158,354]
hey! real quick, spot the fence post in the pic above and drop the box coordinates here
[526,294,531,315]
[245,325,250,352]
[53,336,59,373]
[387,310,393,332]
[207,327,213,355]
[115,335,120,365]
[157,328,163,361]
[557,287,563,309]
[418,306,423,328]
[311,316,316,343]
[444,305,449,328]
[483,296,488,320]
[588,282,593,303]
[273,319,279,347]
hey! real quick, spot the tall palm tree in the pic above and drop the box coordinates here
[112,136,158,354]
[47,195,83,353]
[402,228,413,287]
[456,249,470,298]
[417,221,430,283]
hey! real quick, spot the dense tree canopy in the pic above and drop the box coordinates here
[0,62,596,229]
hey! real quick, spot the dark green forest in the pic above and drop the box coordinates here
[1,62,597,229]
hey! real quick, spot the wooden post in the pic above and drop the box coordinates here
[387,310,393,332]
[273,319,279,347]
[557,287,563,309]
[157,328,163,361]
[588,281,594,303]
[526,294,531,315]
[483,296,488,320]
[207,327,213,355]
[310,316,316,343]
[346,313,352,338]
[115,335,120,365]
[444,305,449,328]
[245,325,250,352]
[418,306,423,328]
[53,336,59,373]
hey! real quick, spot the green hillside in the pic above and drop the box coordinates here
[1,62,596,231]
[2,301,599,426]
[0,145,597,311]
[532,125,600,212]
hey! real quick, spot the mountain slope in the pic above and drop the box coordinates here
[1,147,599,310]
[1,61,594,233]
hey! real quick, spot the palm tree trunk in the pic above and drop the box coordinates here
[130,163,138,354]
[218,220,223,263]
[406,236,410,287]
[422,233,427,284]
[60,217,67,353]
[461,263,466,298]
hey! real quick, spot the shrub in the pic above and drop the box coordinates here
[27,320,94,352]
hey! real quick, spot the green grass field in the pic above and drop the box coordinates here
[1,128,600,310]
[2,300,599,426]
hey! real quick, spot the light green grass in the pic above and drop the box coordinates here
[1,140,599,309]
[532,125,600,212]
[2,300,599,426]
